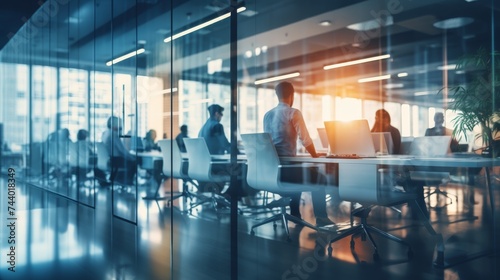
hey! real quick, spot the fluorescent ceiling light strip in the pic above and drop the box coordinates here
[358,74,391,83]
[437,64,457,70]
[164,7,246,43]
[323,54,390,70]
[106,48,145,66]
[254,72,300,85]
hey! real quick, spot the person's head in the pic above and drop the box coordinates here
[107,116,122,131]
[180,124,188,134]
[146,129,157,141]
[275,81,295,106]
[373,109,391,132]
[434,112,445,127]
[77,129,89,141]
[59,128,70,140]
[208,104,224,122]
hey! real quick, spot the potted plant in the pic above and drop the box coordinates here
[441,48,500,157]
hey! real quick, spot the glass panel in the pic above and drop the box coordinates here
[110,0,139,223]
[0,0,498,279]
[173,1,232,278]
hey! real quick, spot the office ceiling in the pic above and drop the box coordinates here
[2,0,499,107]
[0,1,43,51]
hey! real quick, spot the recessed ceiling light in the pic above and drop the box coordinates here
[414,91,431,96]
[397,72,408,77]
[384,83,404,89]
[347,16,393,31]
[433,17,474,29]
[437,64,457,70]
[319,20,332,26]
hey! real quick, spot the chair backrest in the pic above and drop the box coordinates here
[68,142,78,168]
[339,163,414,205]
[157,139,184,178]
[240,133,281,192]
[69,141,90,169]
[183,138,213,181]
[95,142,110,171]
[339,163,379,203]
[44,139,59,166]
[409,136,451,157]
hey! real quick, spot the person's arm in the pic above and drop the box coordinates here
[292,110,317,157]
[304,143,319,158]
[214,123,231,153]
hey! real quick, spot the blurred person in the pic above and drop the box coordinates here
[143,129,159,151]
[102,116,139,184]
[371,109,402,155]
[425,112,459,152]
[199,104,231,155]
[175,124,189,153]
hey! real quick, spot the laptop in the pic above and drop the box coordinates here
[371,132,394,155]
[408,136,451,157]
[324,119,376,157]
[317,128,329,149]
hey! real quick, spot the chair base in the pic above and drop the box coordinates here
[327,216,412,261]
[425,186,458,209]
[250,209,318,241]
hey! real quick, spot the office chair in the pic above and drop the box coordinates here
[68,141,93,188]
[410,171,456,209]
[183,138,234,213]
[407,136,457,210]
[95,142,112,186]
[326,163,437,261]
[43,137,71,183]
[241,133,321,241]
[150,139,201,205]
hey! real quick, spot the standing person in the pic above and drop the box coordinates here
[102,116,139,184]
[175,124,189,152]
[198,104,231,155]
[371,109,402,155]
[425,112,459,152]
[264,81,334,227]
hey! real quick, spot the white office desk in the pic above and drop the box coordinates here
[180,153,247,162]
[280,155,499,268]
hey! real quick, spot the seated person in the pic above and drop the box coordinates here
[371,109,401,154]
[102,116,140,185]
[425,112,459,152]
[143,129,159,151]
[197,105,252,199]
[264,81,334,227]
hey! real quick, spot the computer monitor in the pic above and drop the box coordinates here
[371,132,394,155]
[317,128,329,149]
[408,136,451,157]
[324,119,376,157]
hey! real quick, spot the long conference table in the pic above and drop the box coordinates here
[137,150,499,268]
[281,154,500,268]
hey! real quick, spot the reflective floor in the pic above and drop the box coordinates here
[0,175,499,280]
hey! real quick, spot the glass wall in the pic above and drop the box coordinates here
[0,0,497,279]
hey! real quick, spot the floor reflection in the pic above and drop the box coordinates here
[0,177,499,279]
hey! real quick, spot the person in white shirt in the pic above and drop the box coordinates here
[263,81,334,227]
